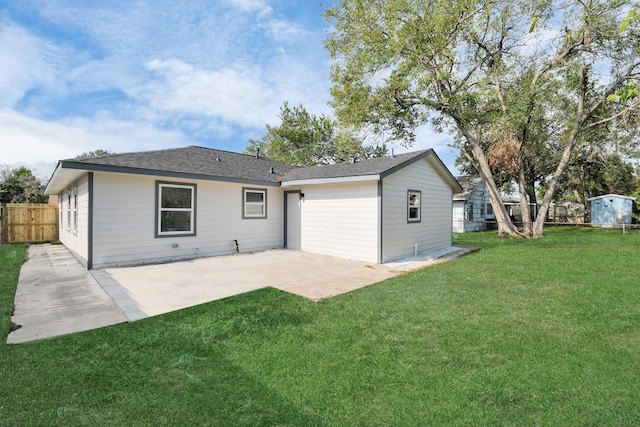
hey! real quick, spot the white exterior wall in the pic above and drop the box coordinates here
[91,172,284,268]
[381,158,453,262]
[58,174,90,266]
[452,182,491,233]
[452,201,466,233]
[296,181,379,263]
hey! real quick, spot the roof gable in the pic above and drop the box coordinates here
[454,176,484,201]
[281,149,462,192]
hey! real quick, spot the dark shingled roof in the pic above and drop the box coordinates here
[281,149,433,181]
[453,175,482,201]
[59,146,295,185]
[48,146,461,193]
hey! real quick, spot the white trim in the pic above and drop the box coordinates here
[587,194,635,201]
[157,182,195,236]
[281,174,380,187]
[72,185,78,235]
[243,188,266,218]
[407,189,421,222]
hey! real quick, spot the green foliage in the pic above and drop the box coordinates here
[2,229,640,424]
[607,81,640,102]
[620,9,639,31]
[325,0,640,236]
[246,102,385,166]
[75,149,113,159]
[552,152,640,204]
[0,165,48,204]
[632,186,640,222]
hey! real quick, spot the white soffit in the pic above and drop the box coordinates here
[281,174,380,187]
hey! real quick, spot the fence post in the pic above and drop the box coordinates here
[0,205,4,244]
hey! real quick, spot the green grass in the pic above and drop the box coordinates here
[1,227,639,426]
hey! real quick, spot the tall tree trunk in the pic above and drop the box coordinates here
[460,126,521,237]
[518,154,533,236]
[533,67,588,237]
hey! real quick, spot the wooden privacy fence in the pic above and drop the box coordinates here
[0,203,59,244]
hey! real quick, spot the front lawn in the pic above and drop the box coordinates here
[1,227,639,425]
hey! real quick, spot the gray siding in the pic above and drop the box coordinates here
[297,181,379,263]
[59,174,89,266]
[91,172,283,268]
[453,182,491,232]
[382,157,453,262]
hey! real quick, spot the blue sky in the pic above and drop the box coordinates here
[1,0,457,180]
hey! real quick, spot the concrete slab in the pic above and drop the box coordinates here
[7,244,475,343]
[96,250,398,320]
[96,246,475,316]
[7,244,128,344]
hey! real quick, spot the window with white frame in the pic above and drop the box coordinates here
[243,188,267,219]
[72,186,78,235]
[67,189,71,232]
[407,190,421,223]
[156,182,196,236]
[59,193,63,229]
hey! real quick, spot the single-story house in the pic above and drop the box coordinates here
[452,176,494,232]
[547,201,585,224]
[45,146,462,269]
[587,194,634,227]
[502,195,537,224]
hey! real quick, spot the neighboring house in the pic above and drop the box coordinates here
[587,194,634,227]
[502,195,537,224]
[45,146,462,269]
[452,176,494,232]
[547,201,585,224]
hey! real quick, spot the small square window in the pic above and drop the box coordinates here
[243,188,267,219]
[408,190,421,223]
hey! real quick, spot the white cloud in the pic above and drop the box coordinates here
[0,22,65,108]
[0,109,189,178]
[0,1,338,176]
[260,19,311,43]
[225,0,272,14]
[141,58,278,129]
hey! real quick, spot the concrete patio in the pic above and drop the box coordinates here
[7,244,475,344]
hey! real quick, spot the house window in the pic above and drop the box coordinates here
[468,202,474,221]
[67,190,71,232]
[407,190,421,223]
[72,186,78,235]
[156,182,196,237]
[243,188,267,219]
[59,193,63,229]
[487,203,493,215]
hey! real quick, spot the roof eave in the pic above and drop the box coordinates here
[281,174,380,187]
[47,160,283,190]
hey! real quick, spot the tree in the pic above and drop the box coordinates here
[75,149,113,159]
[325,0,640,237]
[246,102,386,166]
[0,166,48,204]
[632,186,640,223]
[553,151,639,200]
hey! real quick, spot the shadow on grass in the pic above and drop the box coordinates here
[1,288,326,426]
